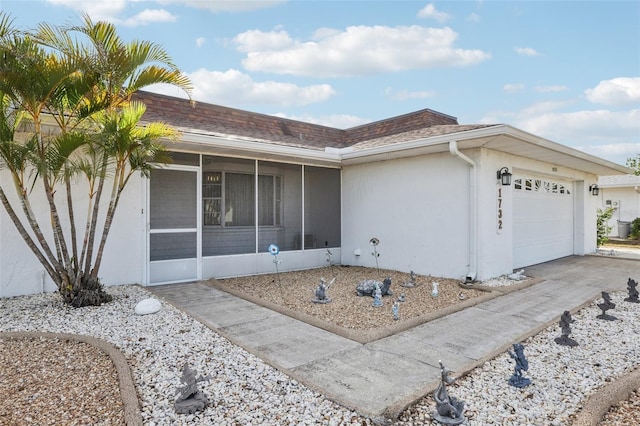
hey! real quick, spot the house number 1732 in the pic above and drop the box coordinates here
[497,187,503,233]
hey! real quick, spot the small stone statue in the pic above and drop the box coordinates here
[507,343,531,388]
[401,270,417,288]
[597,291,617,320]
[174,363,210,414]
[554,310,578,347]
[624,278,639,303]
[312,277,335,304]
[372,283,383,307]
[431,282,439,298]
[392,301,400,320]
[432,360,466,425]
[356,277,392,297]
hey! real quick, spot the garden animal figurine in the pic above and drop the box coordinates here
[596,291,617,320]
[625,278,639,303]
[507,343,531,388]
[312,277,335,304]
[392,302,399,320]
[372,283,383,307]
[401,270,417,288]
[356,277,392,297]
[431,281,439,297]
[432,361,466,424]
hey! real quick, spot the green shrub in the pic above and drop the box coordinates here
[631,217,640,239]
[596,207,615,247]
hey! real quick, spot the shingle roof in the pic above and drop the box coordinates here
[132,91,476,152]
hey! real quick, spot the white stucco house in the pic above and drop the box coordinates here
[0,91,632,298]
[597,174,640,238]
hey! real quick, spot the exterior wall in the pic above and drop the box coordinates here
[599,187,640,237]
[0,169,145,298]
[341,152,471,280]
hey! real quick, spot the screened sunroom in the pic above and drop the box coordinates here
[148,151,341,285]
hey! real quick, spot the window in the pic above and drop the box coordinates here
[203,172,222,226]
[202,171,282,227]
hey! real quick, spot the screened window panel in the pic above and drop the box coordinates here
[304,166,341,249]
[202,156,257,255]
[258,175,275,226]
[168,151,200,166]
[150,232,196,261]
[258,161,301,252]
[225,173,255,226]
[150,169,197,229]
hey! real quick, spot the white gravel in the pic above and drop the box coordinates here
[1,284,639,425]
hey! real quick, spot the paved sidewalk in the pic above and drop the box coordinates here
[148,255,639,422]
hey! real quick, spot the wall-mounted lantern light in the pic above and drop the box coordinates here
[589,184,599,196]
[497,167,512,186]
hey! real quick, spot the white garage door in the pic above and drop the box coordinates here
[513,176,574,268]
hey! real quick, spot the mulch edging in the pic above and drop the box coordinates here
[0,331,142,426]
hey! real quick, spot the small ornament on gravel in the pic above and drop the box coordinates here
[554,310,578,347]
[312,278,335,304]
[401,270,417,288]
[392,301,400,320]
[624,278,639,303]
[174,363,210,414]
[596,291,618,321]
[507,343,532,388]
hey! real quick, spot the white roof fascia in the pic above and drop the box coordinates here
[499,125,632,175]
[340,124,633,176]
[174,131,343,167]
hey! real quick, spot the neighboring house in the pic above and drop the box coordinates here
[0,91,632,298]
[597,175,640,238]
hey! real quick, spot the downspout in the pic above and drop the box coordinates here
[449,140,477,282]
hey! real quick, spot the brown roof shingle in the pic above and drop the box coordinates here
[133,91,490,152]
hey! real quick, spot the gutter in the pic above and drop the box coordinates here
[449,140,477,282]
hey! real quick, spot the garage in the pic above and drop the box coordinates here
[513,175,574,268]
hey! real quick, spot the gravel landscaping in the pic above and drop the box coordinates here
[0,266,638,425]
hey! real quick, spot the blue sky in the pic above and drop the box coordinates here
[2,0,639,166]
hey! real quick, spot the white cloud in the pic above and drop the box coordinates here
[146,69,336,107]
[121,9,177,27]
[576,142,640,161]
[517,108,640,164]
[514,47,540,57]
[234,25,490,77]
[417,4,451,23]
[385,87,436,101]
[504,83,525,93]
[46,0,127,21]
[196,37,206,48]
[534,85,568,93]
[480,101,640,164]
[154,0,286,13]
[585,77,640,106]
[467,13,481,23]
[233,28,294,53]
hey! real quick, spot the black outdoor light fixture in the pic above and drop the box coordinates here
[589,184,599,196]
[497,167,512,186]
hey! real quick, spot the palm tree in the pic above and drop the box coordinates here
[0,12,191,306]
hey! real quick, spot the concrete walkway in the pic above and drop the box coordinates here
[147,255,639,422]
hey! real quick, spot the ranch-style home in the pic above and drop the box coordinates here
[0,91,632,298]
